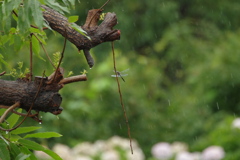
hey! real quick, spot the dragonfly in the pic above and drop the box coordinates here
[111,68,129,82]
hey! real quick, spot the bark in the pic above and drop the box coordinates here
[0,69,86,115]
[0,77,62,115]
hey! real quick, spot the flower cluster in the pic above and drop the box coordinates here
[35,136,145,160]
[151,142,225,160]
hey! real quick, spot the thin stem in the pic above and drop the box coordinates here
[0,71,6,76]
[30,34,33,81]
[51,33,67,83]
[87,0,111,28]
[99,0,111,9]
[0,102,20,123]
[111,42,133,154]
[32,33,56,69]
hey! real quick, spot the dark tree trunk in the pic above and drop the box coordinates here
[0,78,62,114]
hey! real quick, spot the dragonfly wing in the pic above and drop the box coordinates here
[120,68,129,73]
[111,75,121,77]
[119,74,128,77]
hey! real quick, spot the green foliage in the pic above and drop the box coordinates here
[68,15,79,23]
[99,13,106,21]
[6,62,30,78]
[0,0,77,159]
[0,109,63,160]
[53,52,62,68]
[70,23,91,39]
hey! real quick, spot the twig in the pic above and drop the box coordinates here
[30,33,33,81]
[59,74,87,85]
[0,71,6,76]
[111,42,133,154]
[49,31,67,84]
[87,0,111,28]
[0,102,20,123]
[0,105,36,117]
[32,33,56,69]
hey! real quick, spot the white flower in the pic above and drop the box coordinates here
[151,142,173,160]
[232,118,240,129]
[201,146,225,160]
[107,136,131,150]
[93,140,109,152]
[52,143,72,160]
[175,151,201,160]
[171,142,188,154]
[101,149,119,160]
[34,150,51,160]
[72,142,97,156]
[74,155,92,160]
[126,148,145,160]
[191,152,201,160]
[175,151,193,160]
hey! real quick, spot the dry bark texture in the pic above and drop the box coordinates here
[42,5,120,50]
[0,69,87,115]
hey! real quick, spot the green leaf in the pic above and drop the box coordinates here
[0,108,7,115]
[18,2,30,33]
[24,132,62,139]
[15,153,31,160]
[11,127,41,135]
[68,16,79,23]
[0,54,8,69]
[41,149,63,160]
[8,134,22,142]
[68,0,75,7]
[18,139,62,160]
[14,35,23,52]
[18,139,45,151]
[45,0,69,14]
[70,23,91,40]
[0,140,10,160]
[31,35,45,61]
[29,28,47,45]
[19,145,37,160]
[9,142,22,158]
[1,0,22,33]
[30,0,44,29]
[7,108,22,128]
[32,35,40,56]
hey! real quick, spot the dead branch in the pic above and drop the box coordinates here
[41,5,120,67]
[42,5,120,50]
[0,68,83,115]
[59,74,87,85]
[0,71,6,76]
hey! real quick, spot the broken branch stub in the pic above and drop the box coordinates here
[0,69,87,115]
[0,77,63,115]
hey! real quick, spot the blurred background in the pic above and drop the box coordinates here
[2,0,240,159]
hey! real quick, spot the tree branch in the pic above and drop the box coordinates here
[42,5,120,68]
[42,5,120,50]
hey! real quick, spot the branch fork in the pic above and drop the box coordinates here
[42,5,120,68]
